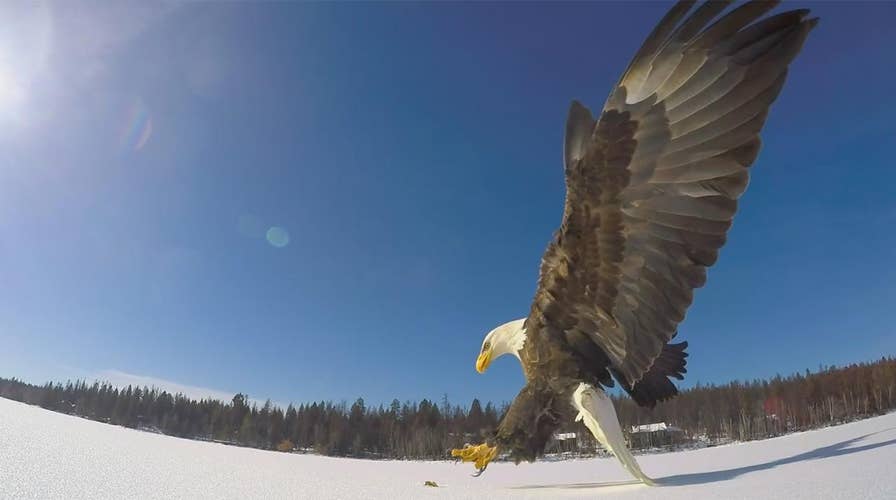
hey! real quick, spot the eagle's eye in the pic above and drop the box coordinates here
[483,341,491,351]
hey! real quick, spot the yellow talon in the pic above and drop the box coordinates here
[451,443,497,474]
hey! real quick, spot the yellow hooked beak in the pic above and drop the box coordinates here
[476,349,492,374]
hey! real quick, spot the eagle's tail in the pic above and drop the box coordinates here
[627,341,688,409]
[573,384,655,486]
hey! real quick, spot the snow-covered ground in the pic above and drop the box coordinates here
[1,397,894,499]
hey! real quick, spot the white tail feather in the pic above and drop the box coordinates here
[572,383,656,486]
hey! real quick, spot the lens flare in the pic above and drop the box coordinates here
[120,98,153,151]
[266,227,290,248]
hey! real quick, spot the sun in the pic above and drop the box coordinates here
[0,1,52,125]
[0,66,26,117]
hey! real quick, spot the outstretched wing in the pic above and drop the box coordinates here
[529,1,816,386]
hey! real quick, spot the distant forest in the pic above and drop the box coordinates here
[2,356,895,460]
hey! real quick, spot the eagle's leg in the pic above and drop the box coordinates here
[451,443,497,476]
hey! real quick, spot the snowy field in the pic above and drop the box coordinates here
[1,397,894,499]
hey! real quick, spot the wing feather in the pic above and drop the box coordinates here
[528,1,816,386]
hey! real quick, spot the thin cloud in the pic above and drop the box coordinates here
[93,370,289,409]
[94,370,238,403]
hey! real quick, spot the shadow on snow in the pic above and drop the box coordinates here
[510,427,896,491]
[659,427,896,487]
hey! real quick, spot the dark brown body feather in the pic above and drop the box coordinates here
[491,0,816,462]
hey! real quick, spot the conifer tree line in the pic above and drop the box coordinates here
[1,356,894,459]
[613,356,896,444]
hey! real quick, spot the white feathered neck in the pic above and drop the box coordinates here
[483,318,527,360]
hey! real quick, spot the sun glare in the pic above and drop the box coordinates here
[0,66,25,118]
[0,2,52,127]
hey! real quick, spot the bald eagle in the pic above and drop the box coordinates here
[451,0,816,484]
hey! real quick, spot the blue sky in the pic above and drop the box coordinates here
[1,1,895,408]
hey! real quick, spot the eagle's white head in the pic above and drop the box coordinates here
[476,318,527,373]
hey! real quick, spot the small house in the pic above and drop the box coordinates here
[629,422,685,449]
